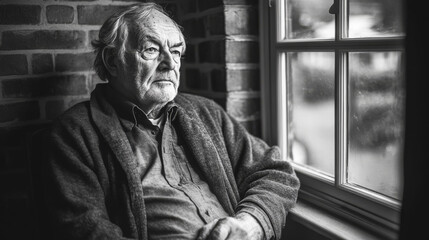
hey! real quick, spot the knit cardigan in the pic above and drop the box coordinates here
[45,84,300,240]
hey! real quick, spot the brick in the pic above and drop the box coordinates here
[0,5,41,25]
[45,100,66,120]
[32,54,53,74]
[66,97,89,109]
[89,73,106,92]
[225,7,258,35]
[211,69,226,92]
[199,41,225,63]
[227,97,260,118]
[185,68,209,90]
[223,0,258,5]
[159,3,179,22]
[78,5,127,25]
[199,0,223,11]
[0,30,85,50]
[205,12,225,35]
[227,69,260,91]
[177,0,197,14]
[46,5,74,24]
[0,101,40,123]
[2,75,87,98]
[225,41,259,63]
[183,43,196,62]
[0,55,28,76]
[89,30,99,44]
[178,78,186,92]
[49,97,88,117]
[183,18,205,38]
[183,68,197,89]
[55,52,95,72]
[213,97,226,109]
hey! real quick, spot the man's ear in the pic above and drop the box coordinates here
[102,47,117,77]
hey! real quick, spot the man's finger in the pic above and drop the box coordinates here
[197,219,219,240]
[207,219,230,240]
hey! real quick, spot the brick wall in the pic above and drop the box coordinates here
[0,0,260,239]
[179,0,260,135]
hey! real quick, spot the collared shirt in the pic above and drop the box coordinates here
[103,86,229,239]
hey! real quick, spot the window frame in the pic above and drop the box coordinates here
[259,0,404,238]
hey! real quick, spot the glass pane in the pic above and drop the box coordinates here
[348,0,404,38]
[285,0,335,40]
[288,52,335,176]
[348,52,405,200]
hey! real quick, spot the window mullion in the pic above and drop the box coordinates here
[339,0,348,40]
[336,51,348,187]
[277,53,288,159]
[277,0,285,41]
[335,0,347,187]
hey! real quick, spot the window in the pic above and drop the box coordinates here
[260,0,405,238]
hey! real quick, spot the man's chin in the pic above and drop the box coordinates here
[149,90,177,103]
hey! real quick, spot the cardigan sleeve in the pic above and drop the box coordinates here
[44,116,136,240]
[216,103,300,240]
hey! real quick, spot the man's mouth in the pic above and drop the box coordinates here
[153,79,171,83]
[153,79,174,85]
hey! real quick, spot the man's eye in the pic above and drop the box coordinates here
[145,47,159,54]
[171,50,181,56]
[141,47,160,60]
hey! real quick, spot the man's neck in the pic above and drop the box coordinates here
[105,83,168,119]
[145,104,167,119]
[148,112,165,127]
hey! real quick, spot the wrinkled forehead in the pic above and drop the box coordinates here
[144,10,176,29]
[130,11,184,48]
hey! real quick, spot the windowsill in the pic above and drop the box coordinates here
[289,200,395,240]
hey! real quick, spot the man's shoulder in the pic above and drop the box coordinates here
[175,92,222,111]
[53,100,92,129]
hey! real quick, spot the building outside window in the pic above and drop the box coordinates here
[260,0,405,238]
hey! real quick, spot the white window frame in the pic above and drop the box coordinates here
[259,0,404,238]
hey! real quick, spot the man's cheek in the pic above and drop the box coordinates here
[175,72,181,89]
[135,63,153,84]
[140,61,158,78]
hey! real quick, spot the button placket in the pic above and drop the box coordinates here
[160,114,182,186]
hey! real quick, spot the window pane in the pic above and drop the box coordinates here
[285,0,334,40]
[348,0,404,38]
[348,52,405,200]
[288,52,335,176]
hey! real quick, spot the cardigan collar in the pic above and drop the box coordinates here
[102,84,178,131]
[89,84,147,239]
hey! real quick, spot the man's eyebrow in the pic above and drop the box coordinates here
[141,35,160,45]
[170,42,184,48]
[141,35,183,48]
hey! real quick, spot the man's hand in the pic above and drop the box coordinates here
[196,212,264,240]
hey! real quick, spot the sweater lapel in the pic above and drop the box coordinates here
[175,105,235,215]
[89,85,147,239]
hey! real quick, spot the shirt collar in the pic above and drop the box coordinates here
[102,84,179,131]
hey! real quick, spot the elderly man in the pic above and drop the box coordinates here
[45,3,299,240]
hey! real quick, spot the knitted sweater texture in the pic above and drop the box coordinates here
[45,85,300,240]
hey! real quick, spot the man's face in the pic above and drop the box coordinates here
[110,11,184,113]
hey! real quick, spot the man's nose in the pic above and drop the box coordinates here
[158,51,175,71]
